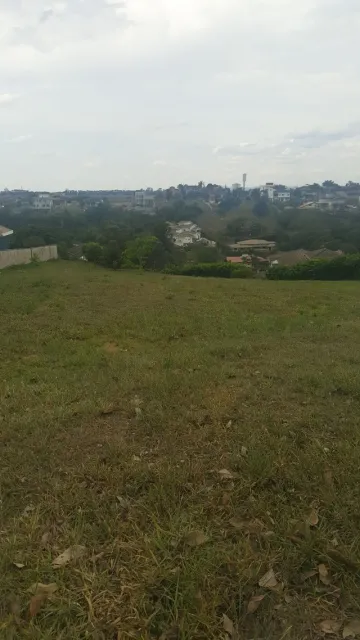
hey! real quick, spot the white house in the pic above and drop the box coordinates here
[33,194,53,210]
[276,191,291,203]
[134,191,155,212]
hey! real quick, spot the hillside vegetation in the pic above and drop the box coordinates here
[1,262,360,639]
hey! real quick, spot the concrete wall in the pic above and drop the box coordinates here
[0,245,58,270]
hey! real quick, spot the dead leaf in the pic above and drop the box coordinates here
[324,468,334,487]
[247,594,265,614]
[259,568,278,589]
[222,492,231,506]
[343,620,360,638]
[229,518,264,534]
[184,531,208,547]
[13,562,25,569]
[29,583,58,596]
[284,594,292,604]
[301,570,318,581]
[219,469,235,480]
[117,496,130,508]
[30,595,45,618]
[318,564,331,585]
[241,446,248,456]
[158,626,180,640]
[41,532,50,547]
[132,455,141,462]
[135,407,142,418]
[226,420,233,428]
[22,504,35,517]
[52,544,86,569]
[223,614,234,635]
[29,583,58,618]
[318,620,341,634]
[307,508,319,527]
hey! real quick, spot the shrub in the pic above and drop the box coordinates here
[267,254,360,280]
[164,262,252,278]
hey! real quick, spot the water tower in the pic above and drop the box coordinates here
[243,173,247,191]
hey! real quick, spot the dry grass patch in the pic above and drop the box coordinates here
[1,262,360,638]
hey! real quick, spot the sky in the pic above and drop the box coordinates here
[0,0,359,190]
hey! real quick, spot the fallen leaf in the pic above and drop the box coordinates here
[226,420,233,428]
[22,504,35,517]
[318,620,341,634]
[259,568,278,589]
[29,583,58,618]
[135,407,142,418]
[117,496,130,508]
[41,532,50,547]
[132,455,141,462]
[222,492,231,506]
[301,570,318,581]
[318,564,331,585]
[284,594,292,604]
[324,468,334,487]
[241,446,248,456]
[52,544,86,569]
[223,613,234,635]
[30,595,44,618]
[229,518,264,534]
[247,594,265,614]
[158,626,180,640]
[343,620,360,638]
[332,538,339,547]
[13,562,25,569]
[219,469,235,480]
[29,583,58,596]
[307,508,319,527]
[184,531,208,547]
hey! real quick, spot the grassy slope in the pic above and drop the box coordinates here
[1,262,360,639]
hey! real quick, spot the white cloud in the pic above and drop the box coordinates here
[0,0,359,188]
[0,93,19,105]
[8,134,33,143]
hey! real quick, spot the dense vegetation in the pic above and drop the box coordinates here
[267,254,360,280]
[2,192,360,273]
[164,262,252,278]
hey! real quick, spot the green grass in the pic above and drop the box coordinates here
[1,261,360,639]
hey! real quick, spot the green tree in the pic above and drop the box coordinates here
[253,200,269,217]
[122,235,167,270]
[83,242,103,264]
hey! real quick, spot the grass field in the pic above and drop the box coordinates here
[2,262,360,639]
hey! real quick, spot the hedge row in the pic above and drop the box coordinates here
[267,254,360,280]
[164,262,253,278]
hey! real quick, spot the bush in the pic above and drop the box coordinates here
[164,262,253,278]
[83,242,103,264]
[267,254,360,280]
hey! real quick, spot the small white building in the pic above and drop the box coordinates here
[33,194,53,210]
[261,183,275,200]
[276,191,291,203]
[134,191,155,212]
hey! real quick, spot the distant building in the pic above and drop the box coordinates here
[261,184,291,202]
[231,183,242,191]
[134,191,155,213]
[0,225,13,250]
[261,183,275,200]
[270,248,344,267]
[276,190,291,203]
[230,239,276,252]
[169,221,215,248]
[33,194,53,210]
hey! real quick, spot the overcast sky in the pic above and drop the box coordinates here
[0,0,359,190]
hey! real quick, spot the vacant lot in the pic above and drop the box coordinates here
[1,262,360,639]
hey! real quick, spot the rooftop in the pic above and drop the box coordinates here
[0,225,13,237]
